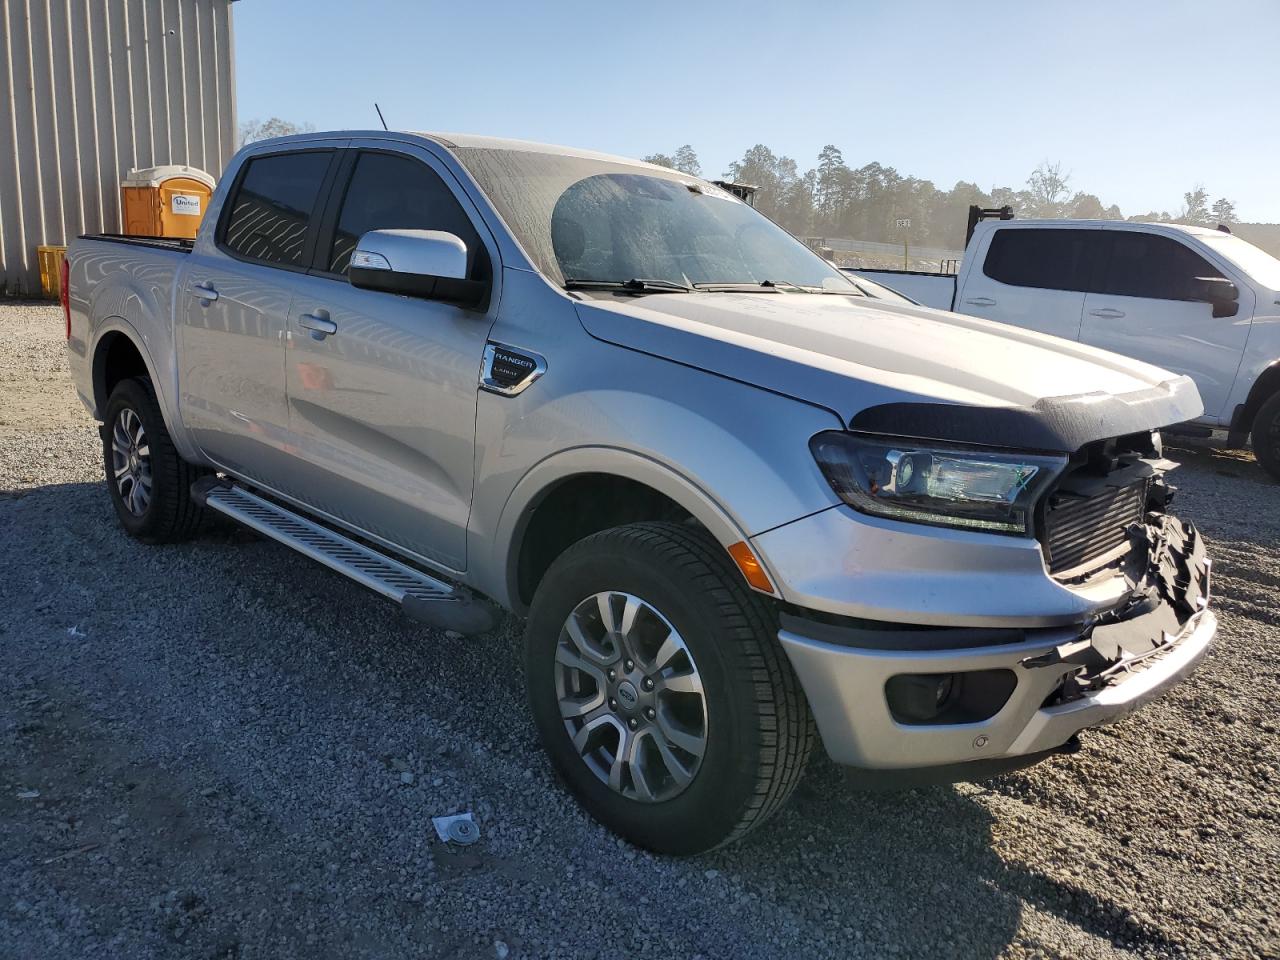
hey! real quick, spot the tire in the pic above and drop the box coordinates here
[524,521,815,854]
[101,377,208,543]
[1251,391,1280,481]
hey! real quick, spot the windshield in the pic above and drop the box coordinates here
[454,146,857,292]
[1200,233,1280,290]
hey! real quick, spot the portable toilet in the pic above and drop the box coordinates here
[121,165,216,239]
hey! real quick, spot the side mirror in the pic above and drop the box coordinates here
[349,229,487,309]
[1189,276,1240,318]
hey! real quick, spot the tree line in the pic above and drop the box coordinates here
[644,144,1239,252]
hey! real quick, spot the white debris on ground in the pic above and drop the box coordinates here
[432,812,481,845]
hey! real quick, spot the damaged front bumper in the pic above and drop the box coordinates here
[779,516,1215,772]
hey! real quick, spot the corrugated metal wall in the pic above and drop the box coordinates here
[0,0,236,296]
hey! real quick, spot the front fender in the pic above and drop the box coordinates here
[466,332,845,610]
[486,446,766,612]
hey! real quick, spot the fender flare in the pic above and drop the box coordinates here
[1235,358,1280,434]
[487,446,777,613]
[89,318,201,463]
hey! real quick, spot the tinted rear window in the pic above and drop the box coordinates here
[221,151,333,268]
[982,228,1104,292]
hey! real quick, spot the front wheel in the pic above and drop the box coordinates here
[525,522,814,854]
[1251,391,1280,481]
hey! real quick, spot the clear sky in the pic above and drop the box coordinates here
[233,0,1280,221]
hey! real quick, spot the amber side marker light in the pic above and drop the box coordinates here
[727,541,775,594]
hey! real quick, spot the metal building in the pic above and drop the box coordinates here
[0,0,236,296]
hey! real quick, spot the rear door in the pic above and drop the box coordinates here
[279,144,498,572]
[1080,228,1254,423]
[179,147,341,487]
[956,226,1104,339]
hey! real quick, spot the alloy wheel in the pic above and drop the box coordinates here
[555,591,708,803]
[111,407,152,516]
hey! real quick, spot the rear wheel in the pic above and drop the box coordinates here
[1251,391,1280,481]
[525,521,814,854]
[102,377,208,543]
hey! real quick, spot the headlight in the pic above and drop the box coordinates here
[809,432,1065,535]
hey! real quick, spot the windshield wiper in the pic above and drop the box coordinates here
[564,278,695,294]
[692,280,826,293]
[693,280,867,296]
[692,281,781,292]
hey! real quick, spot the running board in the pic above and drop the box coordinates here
[192,479,497,635]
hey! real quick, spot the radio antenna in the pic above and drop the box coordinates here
[374,102,389,131]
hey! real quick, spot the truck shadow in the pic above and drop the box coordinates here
[730,753,1183,957]
[1163,437,1276,484]
[2,479,1186,959]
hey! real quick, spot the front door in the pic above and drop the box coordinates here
[1080,229,1253,423]
[959,226,1105,339]
[179,148,339,488]
[281,147,497,572]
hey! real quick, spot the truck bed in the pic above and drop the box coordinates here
[852,269,957,310]
[78,233,194,253]
[65,232,195,422]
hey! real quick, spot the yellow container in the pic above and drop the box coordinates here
[37,244,67,300]
[121,165,216,239]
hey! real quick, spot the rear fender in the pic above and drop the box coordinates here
[90,318,201,463]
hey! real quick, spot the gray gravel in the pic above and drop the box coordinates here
[1,301,1277,959]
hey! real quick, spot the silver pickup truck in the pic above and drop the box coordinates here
[65,131,1215,854]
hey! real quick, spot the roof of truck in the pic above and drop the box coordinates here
[243,130,670,172]
[1151,222,1231,237]
[983,217,1228,236]
[410,131,668,170]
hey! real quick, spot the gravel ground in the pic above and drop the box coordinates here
[1,301,1277,960]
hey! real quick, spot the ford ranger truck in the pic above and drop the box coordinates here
[856,213,1280,478]
[65,132,1216,854]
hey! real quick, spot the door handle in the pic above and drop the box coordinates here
[963,296,996,307]
[297,311,337,340]
[191,282,219,303]
[1088,308,1126,319]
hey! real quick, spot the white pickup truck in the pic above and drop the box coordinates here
[857,218,1280,478]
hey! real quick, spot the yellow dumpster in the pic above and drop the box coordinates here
[121,165,216,239]
[37,244,67,300]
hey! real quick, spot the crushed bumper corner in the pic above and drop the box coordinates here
[780,519,1215,773]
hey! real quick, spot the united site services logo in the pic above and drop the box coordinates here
[171,194,202,216]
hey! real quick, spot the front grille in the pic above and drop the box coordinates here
[1043,480,1148,578]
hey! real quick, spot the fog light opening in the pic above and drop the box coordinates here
[885,673,959,723]
[885,669,1016,726]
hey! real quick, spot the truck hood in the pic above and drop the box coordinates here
[574,292,1203,452]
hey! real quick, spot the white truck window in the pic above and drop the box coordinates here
[1201,233,1280,290]
[1099,234,1223,301]
[981,228,1103,293]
